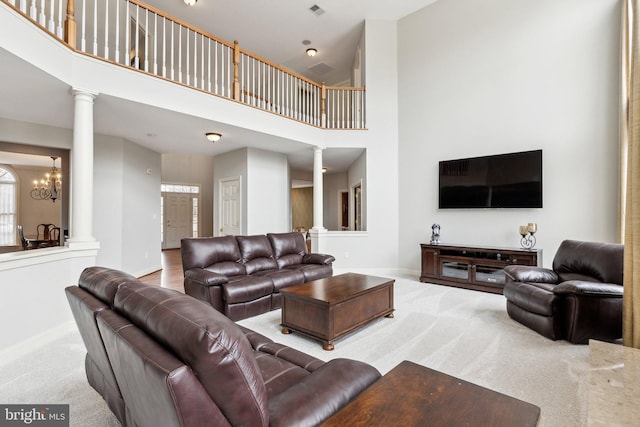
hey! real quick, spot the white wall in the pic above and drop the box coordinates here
[93,135,161,276]
[161,153,215,237]
[397,0,621,270]
[121,140,162,275]
[247,148,290,234]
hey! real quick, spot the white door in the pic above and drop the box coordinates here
[219,177,241,236]
[164,193,192,249]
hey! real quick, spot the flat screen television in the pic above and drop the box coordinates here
[439,149,542,209]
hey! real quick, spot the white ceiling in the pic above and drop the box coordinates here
[0,0,439,172]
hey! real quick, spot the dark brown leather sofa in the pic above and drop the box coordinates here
[181,232,335,321]
[503,240,623,344]
[65,266,380,427]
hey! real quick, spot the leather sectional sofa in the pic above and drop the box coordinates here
[503,239,623,344]
[65,266,380,427]
[181,232,335,321]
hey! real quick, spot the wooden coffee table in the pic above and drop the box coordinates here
[280,273,394,350]
[321,360,540,426]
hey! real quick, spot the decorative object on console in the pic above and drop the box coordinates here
[31,156,61,202]
[430,223,441,244]
[519,223,537,249]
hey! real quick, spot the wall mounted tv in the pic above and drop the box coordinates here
[439,149,542,209]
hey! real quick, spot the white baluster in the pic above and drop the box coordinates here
[56,0,63,38]
[93,0,97,54]
[153,14,157,75]
[162,17,166,77]
[144,9,148,71]
[81,0,86,52]
[178,25,182,82]
[114,0,120,63]
[104,0,109,60]
[170,21,174,80]
[18,0,26,13]
[29,0,36,20]
[134,5,139,68]
[125,0,130,65]
[47,0,54,33]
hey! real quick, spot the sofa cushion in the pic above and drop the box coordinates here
[286,264,333,282]
[113,283,269,427]
[252,269,305,291]
[181,236,243,271]
[268,233,307,268]
[237,235,279,274]
[224,275,275,304]
[206,261,246,277]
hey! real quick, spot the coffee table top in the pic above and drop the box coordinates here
[322,360,540,426]
[280,272,394,304]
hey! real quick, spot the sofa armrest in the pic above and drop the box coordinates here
[303,253,335,265]
[184,269,228,287]
[553,280,623,297]
[268,358,380,427]
[503,265,559,284]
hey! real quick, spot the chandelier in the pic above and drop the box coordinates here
[31,156,62,202]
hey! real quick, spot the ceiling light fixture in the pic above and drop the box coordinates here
[184,0,197,5]
[306,48,317,57]
[206,132,222,142]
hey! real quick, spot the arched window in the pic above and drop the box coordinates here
[0,167,17,245]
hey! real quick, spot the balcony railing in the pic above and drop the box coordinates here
[3,0,366,129]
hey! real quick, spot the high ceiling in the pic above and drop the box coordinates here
[150,0,440,85]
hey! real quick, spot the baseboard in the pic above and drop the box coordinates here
[134,264,162,278]
[0,321,77,367]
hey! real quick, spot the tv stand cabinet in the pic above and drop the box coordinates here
[420,243,542,294]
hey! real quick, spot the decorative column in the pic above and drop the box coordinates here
[312,146,326,231]
[67,88,98,247]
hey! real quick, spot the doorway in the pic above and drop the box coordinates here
[161,184,199,249]
[218,176,242,236]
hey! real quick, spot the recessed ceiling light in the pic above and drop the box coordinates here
[205,132,221,142]
[306,48,317,57]
[184,0,197,5]
[302,40,312,46]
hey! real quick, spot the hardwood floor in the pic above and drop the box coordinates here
[138,249,184,292]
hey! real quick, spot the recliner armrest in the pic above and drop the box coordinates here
[553,280,623,297]
[303,253,335,265]
[503,265,559,284]
[268,358,380,427]
[184,269,229,287]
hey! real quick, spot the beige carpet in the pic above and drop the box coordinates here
[0,274,589,426]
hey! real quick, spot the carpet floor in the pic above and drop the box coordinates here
[0,273,589,426]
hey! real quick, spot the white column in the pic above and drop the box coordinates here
[312,146,326,231]
[67,88,98,247]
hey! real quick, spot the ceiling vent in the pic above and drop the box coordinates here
[308,62,334,76]
[309,5,325,16]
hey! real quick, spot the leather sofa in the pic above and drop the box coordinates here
[503,240,623,344]
[181,232,335,321]
[65,266,380,427]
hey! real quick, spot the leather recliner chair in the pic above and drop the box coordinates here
[503,240,623,344]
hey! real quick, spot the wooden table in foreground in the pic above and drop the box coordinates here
[322,360,540,426]
[280,272,394,350]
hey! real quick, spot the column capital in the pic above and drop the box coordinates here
[71,87,99,99]
[313,146,325,152]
